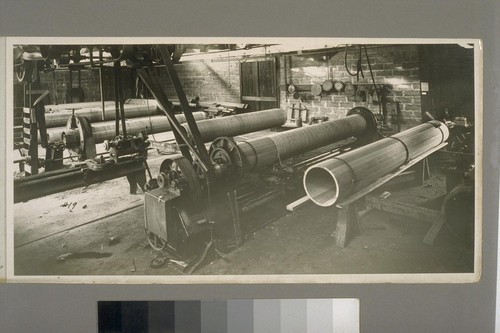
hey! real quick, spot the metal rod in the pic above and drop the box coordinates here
[137,67,195,163]
[159,45,213,175]
[114,61,120,137]
[99,49,106,121]
[117,63,128,137]
[303,121,450,207]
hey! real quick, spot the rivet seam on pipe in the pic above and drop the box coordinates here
[386,136,410,164]
[269,137,283,167]
[332,156,359,184]
[240,141,259,171]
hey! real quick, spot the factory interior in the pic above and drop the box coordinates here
[11,42,476,277]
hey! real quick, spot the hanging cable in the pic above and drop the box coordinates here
[145,97,157,142]
[344,45,364,81]
[363,45,383,120]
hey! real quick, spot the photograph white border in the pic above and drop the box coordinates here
[3,36,483,284]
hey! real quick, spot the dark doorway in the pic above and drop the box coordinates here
[418,44,475,122]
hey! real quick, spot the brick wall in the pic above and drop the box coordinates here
[39,67,135,105]
[279,45,422,129]
[38,60,241,107]
[161,59,241,103]
[37,45,422,130]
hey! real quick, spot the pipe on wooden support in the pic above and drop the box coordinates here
[303,121,449,207]
[235,107,377,172]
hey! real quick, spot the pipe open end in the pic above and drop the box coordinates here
[303,167,339,207]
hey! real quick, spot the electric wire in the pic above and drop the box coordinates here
[363,45,384,121]
[344,45,364,80]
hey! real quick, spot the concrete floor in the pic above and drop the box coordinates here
[12,136,475,279]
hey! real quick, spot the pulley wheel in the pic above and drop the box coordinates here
[209,137,244,184]
[287,84,296,94]
[65,115,95,160]
[159,157,202,200]
[150,257,168,269]
[347,106,379,145]
[157,172,170,189]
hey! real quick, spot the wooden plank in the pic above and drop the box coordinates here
[423,214,445,245]
[286,196,310,212]
[240,61,259,111]
[198,101,247,109]
[336,143,448,208]
[258,59,276,99]
[366,196,441,222]
[241,96,278,102]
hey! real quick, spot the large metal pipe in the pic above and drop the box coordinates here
[46,112,206,144]
[14,159,146,203]
[186,108,287,143]
[52,108,286,149]
[303,121,449,207]
[44,101,116,112]
[44,99,161,127]
[235,108,376,172]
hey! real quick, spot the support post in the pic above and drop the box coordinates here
[158,45,214,177]
[335,203,361,248]
[227,190,242,246]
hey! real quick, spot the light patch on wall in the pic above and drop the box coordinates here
[383,77,412,89]
[291,66,328,79]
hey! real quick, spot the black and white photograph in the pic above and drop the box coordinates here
[5,38,481,283]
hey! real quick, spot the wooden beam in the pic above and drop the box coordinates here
[286,196,310,212]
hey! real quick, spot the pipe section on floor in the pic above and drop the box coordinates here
[303,121,449,207]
